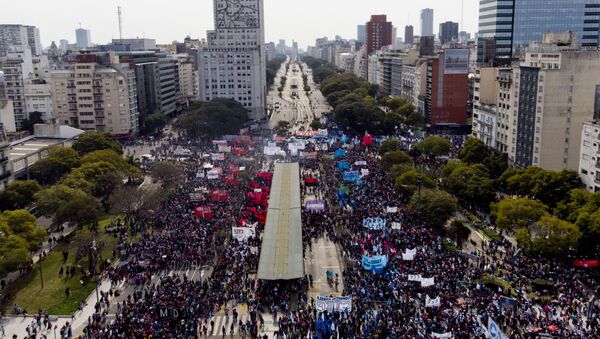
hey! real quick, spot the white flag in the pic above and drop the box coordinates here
[402,252,415,261]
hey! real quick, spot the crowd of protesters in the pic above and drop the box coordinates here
[70,121,599,338]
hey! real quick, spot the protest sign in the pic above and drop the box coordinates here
[363,217,387,230]
[315,296,352,313]
[426,295,441,308]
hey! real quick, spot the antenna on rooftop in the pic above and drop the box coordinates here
[461,0,465,31]
[118,6,124,40]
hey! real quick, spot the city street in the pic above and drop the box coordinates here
[268,58,331,131]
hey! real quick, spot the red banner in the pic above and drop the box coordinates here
[573,260,600,268]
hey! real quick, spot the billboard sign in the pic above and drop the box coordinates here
[444,49,469,74]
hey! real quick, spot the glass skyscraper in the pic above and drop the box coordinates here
[477,0,600,66]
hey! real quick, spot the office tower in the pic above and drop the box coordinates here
[199,0,266,119]
[477,0,600,66]
[419,36,435,56]
[50,52,139,136]
[439,21,459,44]
[0,24,42,56]
[420,8,434,37]
[357,25,366,44]
[59,39,69,52]
[392,27,398,45]
[366,15,393,55]
[277,39,286,54]
[405,25,414,45]
[75,28,92,48]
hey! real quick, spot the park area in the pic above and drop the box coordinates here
[1,216,119,315]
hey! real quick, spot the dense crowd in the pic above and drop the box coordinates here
[73,124,599,338]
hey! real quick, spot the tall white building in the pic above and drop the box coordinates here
[0,25,42,56]
[420,9,434,37]
[75,28,92,49]
[199,0,267,119]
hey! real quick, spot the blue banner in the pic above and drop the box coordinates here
[335,149,347,158]
[343,170,360,183]
[363,217,387,230]
[337,161,350,170]
[362,255,388,273]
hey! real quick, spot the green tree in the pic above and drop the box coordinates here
[381,150,412,171]
[81,149,140,176]
[20,111,44,133]
[394,170,436,196]
[389,163,414,180]
[518,216,581,256]
[30,147,81,185]
[0,235,30,275]
[463,175,497,209]
[143,111,168,133]
[492,198,548,231]
[460,137,489,164]
[385,97,408,111]
[413,136,451,159]
[379,139,401,155]
[174,98,249,138]
[73,131,123,155]
[409,189,457,227]
[0,180,42,210]
[63,161,122,200]
[35,185,101,227]
[405,111,424,127]
[309,119,322,131]
[447,220,472,250]
[0,209,46,250]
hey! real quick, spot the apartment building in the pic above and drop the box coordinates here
[50,52,139,137]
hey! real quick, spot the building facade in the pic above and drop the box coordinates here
[199,0,267,119]
[366,15,393,55]
[24,79,53,122]
[0,25,42,56]
[357,25,366,44]
[420,9,434,37]
[425,49,470,126]
[509,47,600,170]
[405,25,414,45]
[477,0,600,66]
[50,53,139,137]
[579,121,600,191]
[439,21,459,45]
[75,28,92,49]
[1,48,34,129]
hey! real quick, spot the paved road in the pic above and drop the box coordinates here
[268,58,331,132]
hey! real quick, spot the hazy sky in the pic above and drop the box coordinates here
[1,0,479,49]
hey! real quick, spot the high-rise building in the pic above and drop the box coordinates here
[0,24,42,56]
[59,39,69,52]
[392,27,398,45]
[425,49,470,127]
[366,15,393,55]
[439,21,459,45]
[405,25,414,45]
[357,25,366,44]
[199,0,266,119]
[50,52,139,137]
[508,33,600,170]
[477,0,600,66]
[75,28,92,49]
[420,8,434,37]
[277,39,286,54]
[1,48,34,129]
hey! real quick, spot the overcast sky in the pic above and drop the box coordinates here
[1,0,479,49]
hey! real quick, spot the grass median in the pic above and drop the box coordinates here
[1,216,120,315]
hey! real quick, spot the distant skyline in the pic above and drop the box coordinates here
[0,0,478,49]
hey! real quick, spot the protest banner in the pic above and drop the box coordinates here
[305,200,326,211]
[343,171,360,183]
[391,222,402,230]
[315,296,352,313]
[211,153,225,161]
[432,333,453,338]
[421,277,435,287]
[363,217,387,230]
[232,225,256,242]
[386,206,398,213]
[354,160,367,166]
[402,252,415,261]
[360,169,370,177]
[426,295,441,308]
[408,274,422,282]
[207,170,220,180]
[362,255,388,273]
[218,145,232,153]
